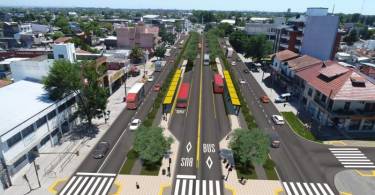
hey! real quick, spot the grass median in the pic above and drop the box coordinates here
[119,149,138,174]
[281,112,320,142]
[263,157,278,180]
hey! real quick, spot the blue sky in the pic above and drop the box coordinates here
[1,0,375,15]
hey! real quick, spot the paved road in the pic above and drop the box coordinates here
[172,35,230,195]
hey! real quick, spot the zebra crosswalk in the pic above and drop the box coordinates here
[173,175,222,195]
[329,148,375,169]
[282,182,335,195]
[59,172,116,195]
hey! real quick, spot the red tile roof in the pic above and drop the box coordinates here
[287,55,322,71]
[297,61,375,101]
[273,50,299,62]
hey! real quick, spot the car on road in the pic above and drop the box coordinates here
[243,69,250,74]
[240,79,246,84]
[269,133,281,148]
[153,84,161,92]
[130,119,141,130]
[231,61,236,66]
[92,142,110,159]
[272,115,285,125]
[260,95,270,103]
[147,75,154,82]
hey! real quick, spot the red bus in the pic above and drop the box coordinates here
[176,83,190,108]
[213,74,224,94]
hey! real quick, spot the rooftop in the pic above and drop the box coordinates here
[286,55,322,71]
[297,61,375,101]
[273,50,299,62]
[0,80,54,136]
[54,36,72,44]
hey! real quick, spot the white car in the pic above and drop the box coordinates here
[240,79,246,84]
[272,115,285,125]
[231,61,237,66]
[147,75,154,82]
[129,119,141,130]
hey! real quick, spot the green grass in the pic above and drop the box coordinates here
[281,112,320,142]
[140,163,161,176]
[263,158,279,180]
[119,149,138,174]
[235,163,257,179]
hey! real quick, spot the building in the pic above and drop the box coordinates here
[359,62,375,79]
[297,61,375,135]
[10,55,54,82]
[53,43,77,63]
[220,19,236,25]
[3,22,19,37]
[115,22,159,49]
[0,80,78,191]
[277,8,340,60]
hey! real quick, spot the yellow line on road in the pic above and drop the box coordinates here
[355,170,375,177]
[340,192,352,195]
[196,36,203,169]
[212,87,217,119]
[186,76,194,117]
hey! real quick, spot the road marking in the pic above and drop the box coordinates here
[317,183,327,195]
[310,183,320,195]
[186,142,192,153]
[344,165,375,168]
[289,182,299,195]
[59,176,77,195]
[209,180,214,195]
[338,159,370,162]
[329,148,358,150]
[324,183,335,195]
[206,156,213,169]
[94,177,108,195]
[87,177,102,195]
[330,148,375,169]
[66,176,82,195]
[174,179,180,195]
[73,176,88,195]
[196,36,204,169]
[177,175,197,179]
[196,179,200,195]
[341,162,374,165]
[181,179,187,195]
[102,178,115,195]
[188,180,193,195]
[76,172,116,177]
[216,180,221,195]
[282,182,292,195]
[335,156,367,159]
[297,182,306,195]
[80,177,95,195]
[202,180,207,195]
[303,182,313,195]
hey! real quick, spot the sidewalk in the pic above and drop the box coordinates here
[324,140,375,147]
[4,63,152,195]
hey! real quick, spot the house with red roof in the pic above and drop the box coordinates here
[297,61,375,132]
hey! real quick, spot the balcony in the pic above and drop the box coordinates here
[280,43,288,48]
[331,108,375,117]
[281,35,289,40]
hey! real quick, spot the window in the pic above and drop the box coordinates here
[47,110,56,119]
[66,97,76,107]
[308,88,313,97]
[13,155,27,168]
[40,135,50,146]
[58,54,64,59]
[362,120,375,131]
[344,102,351,112]
[22,125,35,138]
[7,133,22,148]
[321,95,327,103]
[58,103,66,113]
[51,128,60,137]
[35,116,47,128]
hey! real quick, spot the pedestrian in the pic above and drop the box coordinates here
[136,182,140,189]
[283,103,286,107]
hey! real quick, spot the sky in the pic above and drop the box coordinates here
[1,0,375,15]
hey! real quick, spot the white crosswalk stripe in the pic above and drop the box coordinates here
[329,148,375,169]
[173,176,221,195]
[59,172,116,195]
[282,182,335,195]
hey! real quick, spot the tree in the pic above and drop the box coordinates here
[129,47,144,64]
[52,31,65,40]
[229,30,248,53]
[133,126,173,165]
[155,44,166,59]
[343,30,359,46]
[229,128,269,167]
[159,26,176,45]
[217,23,234,36]
[244,34,273,61]
[43,60,108,126]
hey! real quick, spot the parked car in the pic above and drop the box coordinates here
[272,115,285,125]
[243,69,250,74]
[130,119,141,130]
[240,79,246,84]
[147,75,154,82]
[231,61,237,66]
[260,95,270,103]
[153,84,161,92]
[92,142,110,159]
[275,93,291,103]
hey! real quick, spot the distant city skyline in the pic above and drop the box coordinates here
[1,0,375,15]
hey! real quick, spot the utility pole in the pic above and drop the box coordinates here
[33,160,41,188]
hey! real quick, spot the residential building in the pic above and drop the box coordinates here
[297,61,375,134]
[115,22,159,49]
[359,62,375,79]
[0,80,78,190]
[3,22,19,37]
[10,55,54,82]
[53,43,77,63]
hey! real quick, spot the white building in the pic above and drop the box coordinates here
[10,55,54,82]
[220,19,236,25]
[53,43,76,63]
[0,80,78,190]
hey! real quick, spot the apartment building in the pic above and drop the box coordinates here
[0,80,78,190]
[297,61,375,133]
[115,22,159,49]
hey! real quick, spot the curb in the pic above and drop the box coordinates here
[48,178,67,194]
[158,183,171,195]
